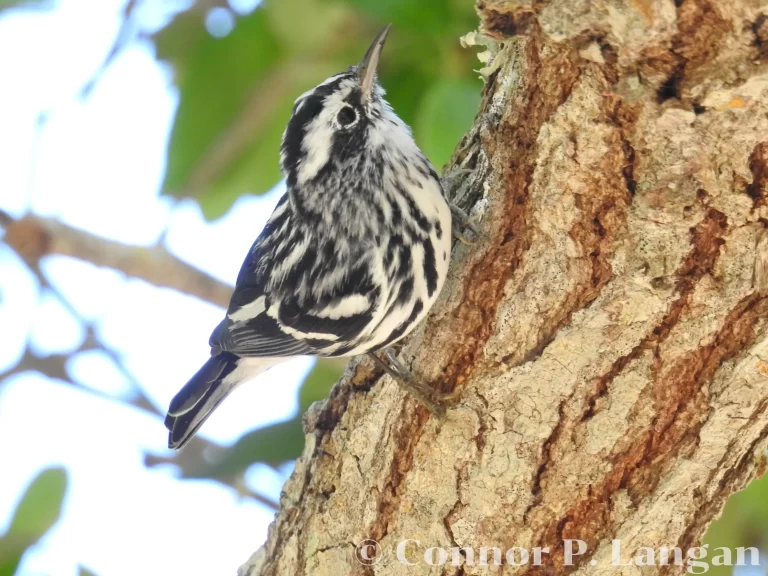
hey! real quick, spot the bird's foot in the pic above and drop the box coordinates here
[450,204,480,245]
[441,167,474,192]
[368,349,459,416]
[441,167,481,244]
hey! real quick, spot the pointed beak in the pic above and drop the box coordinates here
[357,23,392,103]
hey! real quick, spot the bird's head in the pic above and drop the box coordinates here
[279,24,424,193]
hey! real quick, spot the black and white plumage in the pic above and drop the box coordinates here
[165,25,452,449]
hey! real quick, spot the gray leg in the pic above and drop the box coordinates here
[441,168,480,243]
[367,350,459,415]
[450,204,480,236]
[441,167,475,193]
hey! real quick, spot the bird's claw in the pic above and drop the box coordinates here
[367,349,459,416]
[441,167,474,190]
[454,231,475,246]
[450,203,480,244]
[441,168,481,243]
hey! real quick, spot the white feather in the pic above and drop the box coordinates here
[228,296,266,323]
[222,356,283,388]
[313,294,370,318]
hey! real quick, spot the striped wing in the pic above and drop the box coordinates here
[210,196,379,358]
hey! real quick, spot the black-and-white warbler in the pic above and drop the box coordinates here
[165,24,464,449]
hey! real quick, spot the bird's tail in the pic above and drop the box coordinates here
[165,353,280,449]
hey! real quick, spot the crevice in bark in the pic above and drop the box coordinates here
[747,142,768,209]
[527,295,768,576]
[581,208,727,424]
[525,399,568,521]
[515,207,732,573]
[477,2,539,39]
[657,64,685,103]
[367,404,431,543]
[754,14,768,59]
[494,88,636,371]
[443,474,464,553]
[438,29,581,389]
[642,0,730,105]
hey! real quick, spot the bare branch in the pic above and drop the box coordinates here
[79,0,139,98]
[0,251,278,509]
[1,347,279,510]
[1,212,232,308]
[1,347,159,416]
[143,447,281,510]
[79,0,232,99]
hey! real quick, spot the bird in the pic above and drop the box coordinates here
[165,24,463,450]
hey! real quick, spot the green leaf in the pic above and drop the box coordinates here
[266,0,351,55]
[0,467,68,576]
[78,567,99,576]
[223,359,342,467]
[152,418,305,485]
[415,79,481,170]
[299,358,343,412]
[196,88,294,220]
[7,467,68,542]
[378,62,432,136]
[703,465,768,576]
[229,418,305,466]
[195,58,346,220]
[157,8,283,208]
[340,0,452,34]
[211,359,341,470]
[155,0,481,220]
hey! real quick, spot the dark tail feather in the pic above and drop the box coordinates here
[165,352,240,450]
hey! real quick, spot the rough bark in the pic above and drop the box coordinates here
[241,1,768,574]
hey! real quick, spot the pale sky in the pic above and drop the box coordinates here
[0,1,312,574]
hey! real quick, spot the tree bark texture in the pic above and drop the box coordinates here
[241,1,768,574]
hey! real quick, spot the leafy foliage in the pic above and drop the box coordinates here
[415,79,480,167]
[0,467,68,576]
[156,8,284,219]
[703,465,768,576]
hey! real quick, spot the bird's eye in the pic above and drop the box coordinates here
[336,106,358,127]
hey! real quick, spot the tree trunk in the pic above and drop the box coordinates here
[241,1,768,574]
